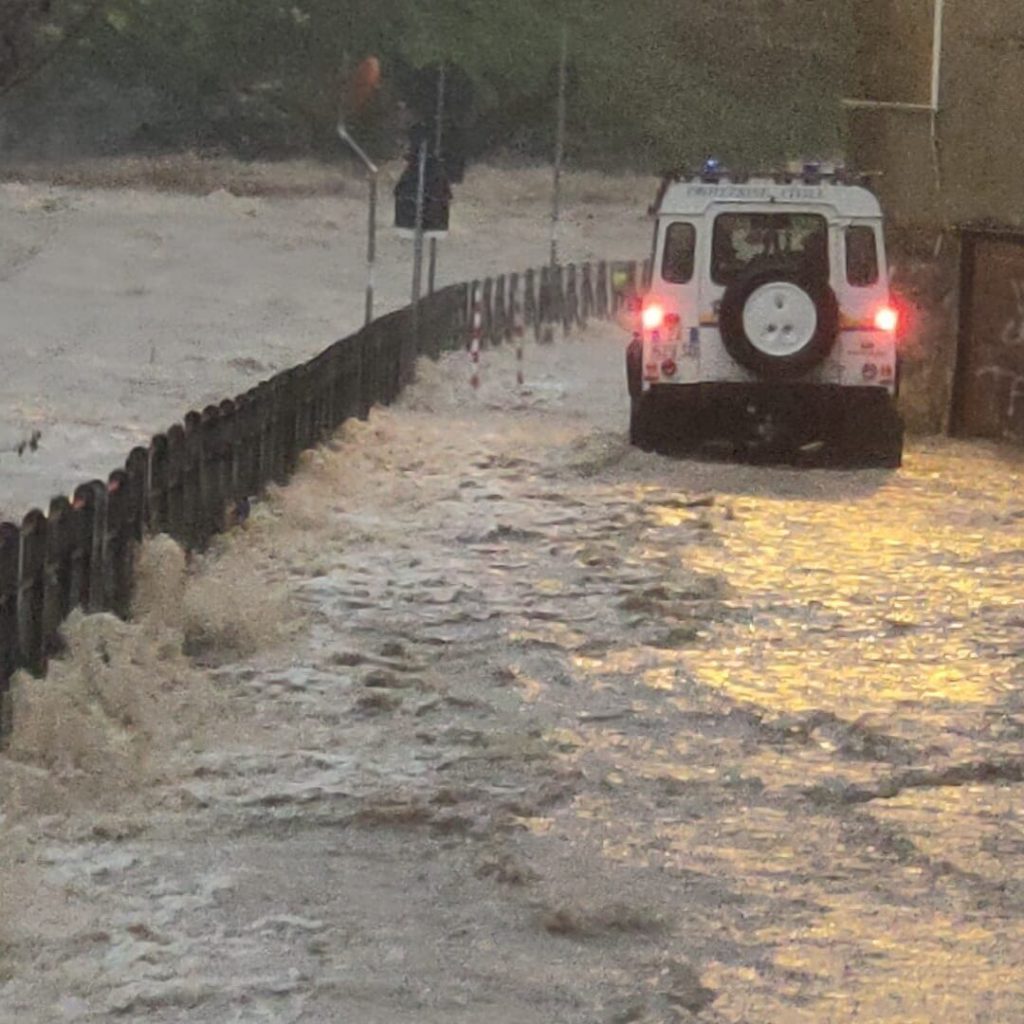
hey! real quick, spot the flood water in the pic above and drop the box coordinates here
[2,325,1022,1023]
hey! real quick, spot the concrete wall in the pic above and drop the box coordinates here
[849,0,1024,230]
[847,1,1024,433]
[887,227,962,434]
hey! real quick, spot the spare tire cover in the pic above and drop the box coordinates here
[719,265,839,379]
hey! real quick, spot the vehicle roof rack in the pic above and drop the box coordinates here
[648,165,878,213]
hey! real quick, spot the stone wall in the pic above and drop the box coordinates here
[888,227,961,434]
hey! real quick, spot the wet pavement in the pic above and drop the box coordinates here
[2,326,1023,1022]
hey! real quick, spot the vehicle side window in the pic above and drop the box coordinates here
[846,225,879,287]
[661,222,696,284]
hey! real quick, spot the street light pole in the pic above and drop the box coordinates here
[428,63,446,294]
[550,24,568,268]
[336,121,379,325]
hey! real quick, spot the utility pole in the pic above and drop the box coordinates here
[550,24,568,268]
[428,64,446,294]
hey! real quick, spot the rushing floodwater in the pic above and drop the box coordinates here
[2,326,1022,1022]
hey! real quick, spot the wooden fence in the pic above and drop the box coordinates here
[0,257,645,736]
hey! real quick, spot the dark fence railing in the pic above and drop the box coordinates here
[0,257,646,736]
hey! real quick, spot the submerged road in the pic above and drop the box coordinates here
[2,326,1022,1022]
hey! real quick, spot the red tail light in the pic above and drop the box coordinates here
[874,306,899,333]
[642,303,665,331]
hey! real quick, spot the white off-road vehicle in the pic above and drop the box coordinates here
[626,164,904,466]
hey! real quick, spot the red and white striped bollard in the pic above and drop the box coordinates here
[469,297,483,390]
[513,292,526,386]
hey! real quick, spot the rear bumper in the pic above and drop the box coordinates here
[647,382,903,448]
[650,380,896,406]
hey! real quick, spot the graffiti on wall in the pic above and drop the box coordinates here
[955,234,1024,441]
[1000,280,1024,348]
[971,365,1024,439]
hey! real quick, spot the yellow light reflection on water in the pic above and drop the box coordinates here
[553,445,1024,1022]
[680,456,1023,721]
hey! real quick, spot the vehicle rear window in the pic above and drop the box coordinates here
[711,213,828,285]
[846,225,880,287]
[661,222,696,284]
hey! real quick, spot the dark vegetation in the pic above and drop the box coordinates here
[1,0,854,171]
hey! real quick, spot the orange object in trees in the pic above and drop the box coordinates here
[347,56,382,115]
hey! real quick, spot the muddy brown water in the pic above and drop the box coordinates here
[1,325,1023,1022]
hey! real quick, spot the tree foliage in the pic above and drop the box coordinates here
[0,0,104,95]
[1,0,854,168]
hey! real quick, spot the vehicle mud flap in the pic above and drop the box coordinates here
[630,388,701,454]
[629,393,656,451]
[626,339,651,448]
[625,338,642,398]
[834,390,904,468]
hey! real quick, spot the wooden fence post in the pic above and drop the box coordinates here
[285,369,303,482]
[524,269,537,340]
[182,412,203,548]
[299,362,317,452]
[125,447,148,543]
[0,521,19,736]
[580,263,592,328]
[312,352,332,441]
[200,405,223,541]
[268,376,287,487]
[481,278,494,349]
[388,314,405,402]
[70,481,106,614]
[400,308,418,388]
[148,433,170,536]
[17,510,47,677]
[553,264,567,337]
[506,273,519,345]
[323,344,341,429]
[493,275,506,346]
[235,390,257,502]
[251,382,273,491]
[538,267,552,342]
[374,322,390,406]
[165,425,186,542]
[42,497,74,653]
[565,263,579,335]
[468,280,477,335]
[596,260,609,319]
[105,469,135,618]
[358,325,375,419]
[218,399,239,513]
[335,339,356,426]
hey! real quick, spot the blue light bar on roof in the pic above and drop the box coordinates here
[700,157,723,182]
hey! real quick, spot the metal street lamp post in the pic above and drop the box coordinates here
[336,120,379,325]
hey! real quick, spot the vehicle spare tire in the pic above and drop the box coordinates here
[719,265,839,379]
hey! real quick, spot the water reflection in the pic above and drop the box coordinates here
[560,443,1024,1021]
